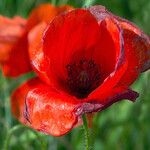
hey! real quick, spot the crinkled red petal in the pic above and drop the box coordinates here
[11,78,41,120]
[11,78,82,136]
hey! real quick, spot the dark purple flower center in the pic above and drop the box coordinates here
[66,59,101,98]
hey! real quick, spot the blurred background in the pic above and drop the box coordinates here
[0,0,150,150]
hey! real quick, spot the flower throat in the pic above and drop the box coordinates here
[66,59,101,98]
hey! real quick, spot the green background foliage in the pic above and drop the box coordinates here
[0,0,150,149]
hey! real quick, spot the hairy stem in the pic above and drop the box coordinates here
[82,114,90,150]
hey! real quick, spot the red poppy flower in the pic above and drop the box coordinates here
[11,6,150,136]
[0,16,30,76]
[0,3,73,77]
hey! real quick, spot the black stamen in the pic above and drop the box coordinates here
[66,59,101,98]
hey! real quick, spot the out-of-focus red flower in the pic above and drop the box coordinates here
[11,6,150,136]
[0,16,30,76]
[0,3,73,77]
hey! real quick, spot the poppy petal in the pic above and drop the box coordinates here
[28,4,73,86]
[57,5,74,14]
[11,78,40,121]
[0,16,32,77]
[11,78,83,136]
[87,6,142,103]
[28,22,51,84]
[89,5,150,86]
[117,20,150,86]
[100,88,139,110]
[77,87,139,114]
[26,3,73,31]
[84,6,128,100]
[88,61,128,100]
[0,16,26,62]
[2,34,32,77]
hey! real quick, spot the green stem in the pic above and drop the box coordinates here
[3,125,46,150]
[82,114,90,150]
